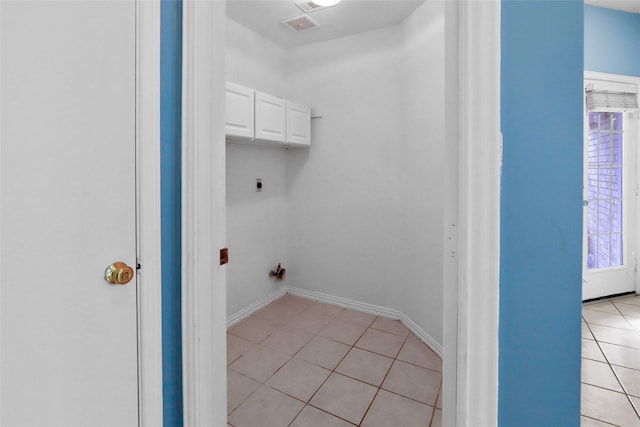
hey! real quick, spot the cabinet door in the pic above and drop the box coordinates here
[226,82,254,139]
[255,91,286,143]
[286,101,311,146]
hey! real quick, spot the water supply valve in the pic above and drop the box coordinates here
[269,263,286,281]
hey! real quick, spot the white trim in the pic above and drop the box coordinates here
[442,1,460,425]
[227,289,288,329]
[454,1,501,427]
[585,71,640,86]
[182,2,227,427]
[136,0,164,425]
[0,1,4,422]
[226,287,443,357]
[584,71,640,298]
[182,1,502,426]
[286,288,443,357]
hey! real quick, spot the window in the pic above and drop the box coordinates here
[587,112,624,270]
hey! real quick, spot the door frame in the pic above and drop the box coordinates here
[0,1,164,425]
[179,1,501,426]
[136,1,164,425]
[583,70,640,299]
[451,1,501,426]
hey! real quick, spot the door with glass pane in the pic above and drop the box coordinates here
[583,110,638,300]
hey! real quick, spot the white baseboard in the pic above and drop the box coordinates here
[226,288,288,329]
[225,285,443,358]
[285,286,443,357]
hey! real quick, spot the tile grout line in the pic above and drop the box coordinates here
[285,305,375,426]
[228,294,442,426]
[228,300,317,419]
[583,305,640,423]
[428,382,443,427]
[355,332,411,426]
[617,306,640,420]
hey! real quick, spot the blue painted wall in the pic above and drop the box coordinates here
[585,5,640,76]
[161,1,183,426]
[500,1,584,426]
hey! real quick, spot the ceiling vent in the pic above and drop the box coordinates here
[295,1,329,13]
[282,15,320,33]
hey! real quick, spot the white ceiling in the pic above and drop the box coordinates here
[586,0,640,13]
[226,0,425,49]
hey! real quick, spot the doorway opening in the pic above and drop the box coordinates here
[581,72,640,425]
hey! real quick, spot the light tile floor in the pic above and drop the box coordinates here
[227,293,442,427]
[582,294,640,426]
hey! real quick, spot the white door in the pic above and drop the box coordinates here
[1,2,139,426]
[583,108,638,301]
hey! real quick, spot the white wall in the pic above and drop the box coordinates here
[225,1,447,344]
[226,19,290,316]
[285,0,445,344]
[226,18,287,95]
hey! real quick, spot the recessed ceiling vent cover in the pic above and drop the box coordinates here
[282,15,319,33]
[295,1,328,13]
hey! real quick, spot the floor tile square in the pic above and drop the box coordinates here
[261,328,314,356]
[228,316,279,344]
[430,408,442,427]
[336,347,393,386]
[229,345,291,382]
[337,309,376,327]
[279,293,314,306]
[582,338,606,363]
[286,311,334,334]
[266,358,331,402]
[319,319,367,346]
[601,342,640,371]
[289,405,353,427]
[361,389,433,427]
[612,365,640,398]
[370,317,410,337]
[228,385,305,427]
[580,416,618,426]
[631,395,640,413]
[581,383,640,427]
[310,373,378,425]
[227,334,255,365]
[308,301,345,318]
[590,324,640,350]
[355,328,405,358]
[625,316,640,332]
[617,296,640,307]
[227,369,261,414]
[583,300,619,314]
[252,303,304,324]
[295,336,351,370]
[397,334,442,372]
[583,322,594,340]
[382,360,441,406]
[581,358,624,392]
[615,302,640,319]
[583,309,634,330]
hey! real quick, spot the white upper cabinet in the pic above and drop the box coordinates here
[225,82,254,139]
[225,81,311,147]
[286,101,311,146]
[254,91,286,143]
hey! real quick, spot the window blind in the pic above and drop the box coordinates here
[586,82,639,112]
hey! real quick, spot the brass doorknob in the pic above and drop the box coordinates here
[105,262,134,285]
